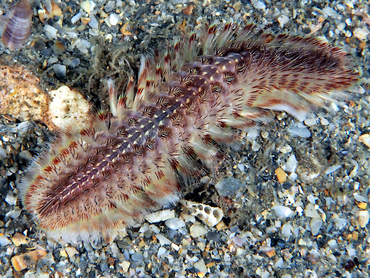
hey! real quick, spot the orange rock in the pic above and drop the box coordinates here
[11,249,47,271]
[11,233,28,246]
[275,167,287,183]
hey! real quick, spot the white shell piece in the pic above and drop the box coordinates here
[181,200,223,227]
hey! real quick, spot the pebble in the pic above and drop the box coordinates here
[88,15,99,29]
[305,203,321,219]
[119,261,130,272]
[273,206,294,219]
[275,168,287,183]
[157,247,167,256]
[353,27,369,41]
[131,252,143,262]
[215,177,244,197]
[322,7,340,18]
[47,57,58,65]
[0,235,11,247]
[65,247,78,257]
[145,209,175,223]
[252,140,261,151]
[277,15,289,28]
[284,154,297,173]
[194,258,207,274]
[109,14,120,26]
[190,224,208,238]
[310,218,323,236]
[155,234,172,245]
[251,0,266,10]
[359,134,370,148]
[10,233,28,246]
[19,150,32,160]
[165,218,185,230]
[287,123,311,138]
[11,249,47,271]
[52,64,66,79]
[44,24,58,39]
[81,0,95,14]
[320,117,329,125]
[355,210,369,228]
[5,193,17,206]
[304,118,317,126]
[325,164,342,175]
[71,12,81,24]
[0,147,6,159]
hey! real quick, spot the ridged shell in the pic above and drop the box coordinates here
[1,0,32,50]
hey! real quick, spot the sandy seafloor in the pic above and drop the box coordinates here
[0,0,370,277]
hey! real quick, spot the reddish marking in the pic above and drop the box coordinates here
[174,41,181,53]
[34,175,45,183]
[52,156,61,165]
[169,158,180,170]
[189,33,197,43]
[155,170,165,180]
[118,96,126,108]
[60,148,70,157]
[208,25,217,34]
[137,87,144,96]
[44,166,53,173]
[69,141,78,150]
[156,67,163,77]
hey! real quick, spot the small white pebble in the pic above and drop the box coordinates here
[281,223,292,238]
[305,203,320,219]
[47,57,58,65]
[109,14,120,26]
[322,7,340,18]
[334,218,347,230]
[145,209,175,223]
[355,210,369,228]
[353,27,369,41]
[273,206,294,219]
[81,0,95,14]
[307,195,317,204]
[44,24,58,39]
[346,245,357,257]
[189,224,208,238]
[359,134,370,148]
[325,164,342,175]
[194,258,207,274]
[165,218,185,230]
[71,12,81,24]
[251,0,266,10]
[327,239,337,248]
[155,234,172,245]
[284,154,297,173]
[304,118,317,126]
[252,140,260,151]
[287,123,311,138]
[88,15,99,29]
[320,117,329,126]
[337,22,346,32]
[0,235,11,247]
[310,218,323,236]
[277,15,289,28]
[5,193,17,206]
[157,247,167,256]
